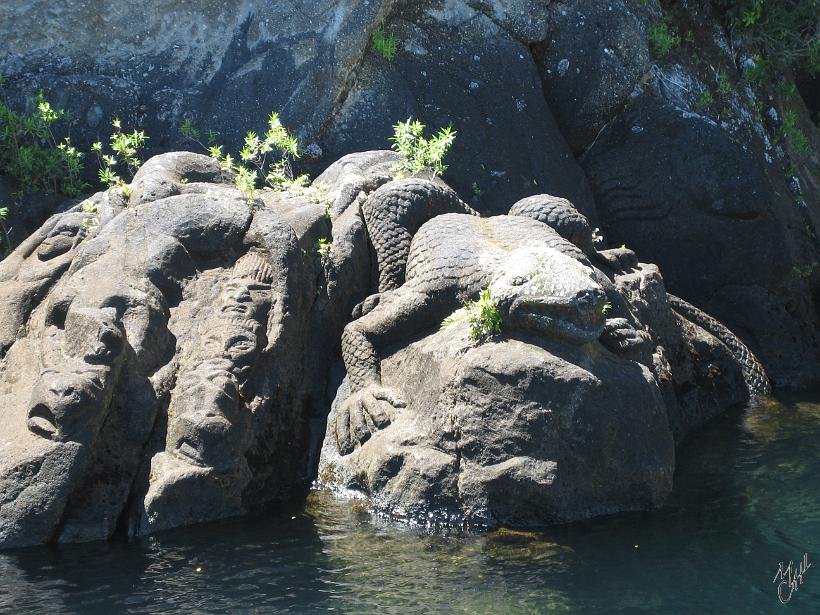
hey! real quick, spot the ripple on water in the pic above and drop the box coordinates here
[1,393,819,613]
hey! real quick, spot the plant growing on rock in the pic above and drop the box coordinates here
[716,0,819,75]
[0,80,86,197]
[441,288,502,341]
[92,118,148,197]
[779,110,810,158]
[649,23,679,57]
[696,90,715,109]
[390,117,457,179]
[372,23,399,60]
[183,112,311,204]
[316,237,333,266]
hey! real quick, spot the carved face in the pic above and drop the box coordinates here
[26,307,124,443]
[27,365,108,442]
[35,217,85,261]
[166,260,271,469]
[167,364,249,470]
[490,246,607,344]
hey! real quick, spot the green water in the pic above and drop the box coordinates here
[1,393,818,613]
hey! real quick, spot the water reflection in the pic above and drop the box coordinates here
[1,393,819,613]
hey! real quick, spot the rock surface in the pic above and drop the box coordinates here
[0,149,758,547]
[2,0,817,386]
[0,151,373,548]
[319,259,748,527]
[322,326,676,528]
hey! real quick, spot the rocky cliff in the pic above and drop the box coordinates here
[1,0,817,386]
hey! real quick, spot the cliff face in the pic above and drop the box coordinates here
[0,0,818,383]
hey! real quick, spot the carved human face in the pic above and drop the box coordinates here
[26,307,124,443]
[35,216,85,261]
[167,365,250,470]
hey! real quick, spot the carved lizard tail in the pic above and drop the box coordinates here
[666,293,771,397]
[361,178,477,292]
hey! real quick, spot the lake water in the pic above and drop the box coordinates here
[1,392,818,614]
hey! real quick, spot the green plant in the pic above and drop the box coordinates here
[777,80,798,100]
[372,23,399,60]
[741,54,770,83]
[0,206,8,256]
[184,112,310,204]
[441,288,502,341]
[0,82,86,197]
[716,0,819,75]
[696,90,715,109]
[602,302,613,316]
[717,74,733,95]
[792,261,817,279]
[316,237,333,265]
[92,118,148,197]
[649,23,679,57]
[780,110,810,158]
[390,117,457,179]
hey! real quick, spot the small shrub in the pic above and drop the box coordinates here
[780,110,810,158]
[316,237,333,266]
[92,118,148,197]
[184,112,311,204]
[716,0,819,75]
[777,81,798,100]
[649,23,679,57]
[390,117,457,179]
[0,81,86,197]
[696,90,715,109]
[717,74,733,95]
[441,288,502,341]
[741,54,770,83]
[372,23,399,60]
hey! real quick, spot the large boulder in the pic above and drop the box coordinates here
[320,325,675,527]
[0,151,376,548]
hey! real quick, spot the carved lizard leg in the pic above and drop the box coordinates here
[336,286,454,454]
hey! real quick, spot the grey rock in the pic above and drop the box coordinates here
[582,98,820,387]
[321,325,674,528]
[533,0,652,154]
[0,150,371,548]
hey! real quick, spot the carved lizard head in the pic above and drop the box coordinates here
[489,246,607,344]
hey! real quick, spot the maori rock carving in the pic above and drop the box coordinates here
[336,178,771,455]
[508,194,771,396]
[336,208,612,455]
[0,151,323,547]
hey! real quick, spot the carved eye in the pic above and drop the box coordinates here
[511,276,527,286]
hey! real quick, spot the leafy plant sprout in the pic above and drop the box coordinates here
[316,237,333,267]
[372,23,399,60]
[649,23,679,57]
[441,288,502,341]
[0,78,86,197]
[390,117,457,179]
[182,112,312,204]
[92,118,148,197]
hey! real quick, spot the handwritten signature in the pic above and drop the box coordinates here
[773,553,812,604]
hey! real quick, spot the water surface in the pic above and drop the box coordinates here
[1,393,818,613]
